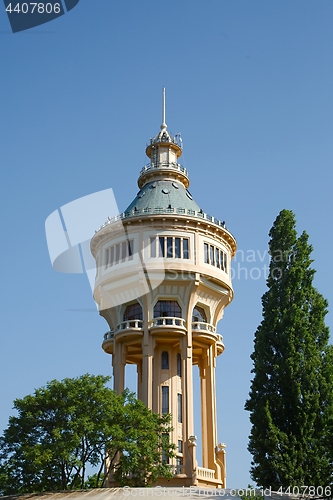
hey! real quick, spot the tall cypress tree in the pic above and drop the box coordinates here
[245,209,333,489]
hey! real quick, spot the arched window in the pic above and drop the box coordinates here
[162,351,169,369]
[154,300,182,318]
[192,306,207,323]
[124,302,143,321]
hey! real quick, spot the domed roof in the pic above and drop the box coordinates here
[125,179,201,214]
[91,90,235,255]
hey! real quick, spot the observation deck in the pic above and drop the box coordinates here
[138,161,189,189]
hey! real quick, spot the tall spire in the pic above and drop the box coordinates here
[161,87,167,130]
[140,88,186,189]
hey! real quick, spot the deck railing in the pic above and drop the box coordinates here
[104,322,223,343]
[103,331,114,341]
[197,467,216,480]
[94,208,228,235]
[115,320,144,332]
[192,321,216,333]
[139,161,188,178]
[216,334,224,344]
[149,317,186,328]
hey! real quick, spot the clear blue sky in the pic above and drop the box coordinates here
[1,0,333,489]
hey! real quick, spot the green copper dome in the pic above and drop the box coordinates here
[125,179,201,214]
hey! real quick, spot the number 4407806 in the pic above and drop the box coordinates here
[6,3,61,14]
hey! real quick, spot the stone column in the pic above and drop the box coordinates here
[199,345,218,470]
[112,340,126,394]
[142,330,154,409]
[183,331,196,480]
[137,361,142,400]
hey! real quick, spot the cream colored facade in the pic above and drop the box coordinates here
[91,94,236,488]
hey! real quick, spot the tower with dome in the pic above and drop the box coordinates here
[90,89,236,488]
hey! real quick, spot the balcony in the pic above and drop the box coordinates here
[139,161,189,179]
[216,333,225,355]
[103,330,114,341]
[114,319,144,342]
[192,321,216,333]
[102,330,114,355]
[115,319,144,332]
[149,317,186,336]
[192,322,224,352]
[197,467,215,480]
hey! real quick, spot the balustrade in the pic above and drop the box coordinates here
[115,320,144,332]
[197,467,215,480]
[192,321,216,333]
[140,161,188,178]
[149,317,186,328]
[103,331,114,341]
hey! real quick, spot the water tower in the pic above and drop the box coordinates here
[90,89,236,488]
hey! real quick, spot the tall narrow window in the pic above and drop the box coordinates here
[162,386,169,414]
[167,237,173,258]
[178,393,182,423]
[216,248,220,268]
[159,237,165,257]
[128,240,133,260]
[162,351,169,370]
[210,245,214,265]
[175,238,181,258]
[177,353,182,377]
[183,238,189,259]
[204,243,209,263]
[220,250,224,270]
[224,253,228,272]
[178,440,183,453]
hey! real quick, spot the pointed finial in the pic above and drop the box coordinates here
[161,87,167,130]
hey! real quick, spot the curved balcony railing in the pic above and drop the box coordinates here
[139,161,189,179]
[103,331,114,341]
[149,317,186,329]
[192,321,216,333]
[94,207,230,236]
[216,334,223,344]
[115,319,144,332]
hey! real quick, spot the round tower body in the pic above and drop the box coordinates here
[91,95,236,488]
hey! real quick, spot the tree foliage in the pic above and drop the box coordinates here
[0,374,175,495]
[245,209,333,489]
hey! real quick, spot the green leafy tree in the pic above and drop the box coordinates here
[111,392,175,487]
[0,374,175,495]
[245,209,333,489]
